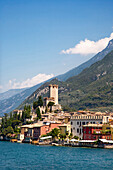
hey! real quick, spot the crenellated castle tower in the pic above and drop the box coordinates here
[49,84,58,105]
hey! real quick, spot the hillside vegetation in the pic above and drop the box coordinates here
[18,50,113,112]
[1,39,113,115]
[59,50,113,111]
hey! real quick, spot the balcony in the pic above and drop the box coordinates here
[93,130,111,135]
[93,130,101,134]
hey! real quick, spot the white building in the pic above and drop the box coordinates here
[18,134,24,142]
[71,114,110,139]
[12,110,23,117]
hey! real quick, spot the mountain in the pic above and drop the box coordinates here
[59,50,113,111]
[18,50,113,112]
[57,39,113,81]
[0,39,113,116]
[0,83,43,116]
[0,88,26,101]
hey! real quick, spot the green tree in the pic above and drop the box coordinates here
[37,96,43,107]
[36,107,41,120]
[33,101,38,109]
[33,96,43,109]
[23,105,31,119]
[18,113,21,120]
[48,128,60,139]
[22,111,25,121]
[69,133,73,139]
[48,102,55,112]
[42,110,44,114]
[6,126,14,134]
[1,117,5,129]
[66,131,69,136]
[2,126,14,136]
[11,120,21,129]
[10,112,13,119]
[13,112,18,120]
[73,135,79,140]
[59,133,66,140]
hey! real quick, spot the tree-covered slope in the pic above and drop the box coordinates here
[18,50,113,112]
[59,50,113,111]
[1,40,113,115]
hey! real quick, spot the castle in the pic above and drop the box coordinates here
[43,84,61,111]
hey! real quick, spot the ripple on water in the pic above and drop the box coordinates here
[0,142,113,170]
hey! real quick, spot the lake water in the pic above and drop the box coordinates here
[0,141,113,170]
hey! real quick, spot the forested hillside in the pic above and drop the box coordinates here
[18,50,113,112]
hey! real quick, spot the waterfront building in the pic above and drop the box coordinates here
[21,121,61,140]
[18,134,24,142]
[83,123,113,140]
[102,123,113,140]
[71,113,110,139]
[58,123,71,135]
[83,124,103,140]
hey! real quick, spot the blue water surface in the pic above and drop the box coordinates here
[0,141,113,170]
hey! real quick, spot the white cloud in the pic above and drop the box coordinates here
[61,32,113,55]
[8,73,54,89]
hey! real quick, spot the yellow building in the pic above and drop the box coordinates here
[102,123,113,140]
[58,123,71,135]
[111,125,113,140]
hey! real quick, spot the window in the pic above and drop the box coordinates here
[77,122,79,125]
[71,128,73,133]
[84,131,86,134]
[71,121,73,125]
[89,131,91,134]
[89,136,91,139]
[93,122,95,124]
[77,128,79,133]
[82,122,85,125]
[73,127,75,130]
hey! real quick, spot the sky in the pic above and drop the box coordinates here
[0,0,113,92]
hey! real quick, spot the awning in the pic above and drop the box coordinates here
[99,139,113,144]
[79,140,96,143]
[70,139,79,142]
[40,136,52,140]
